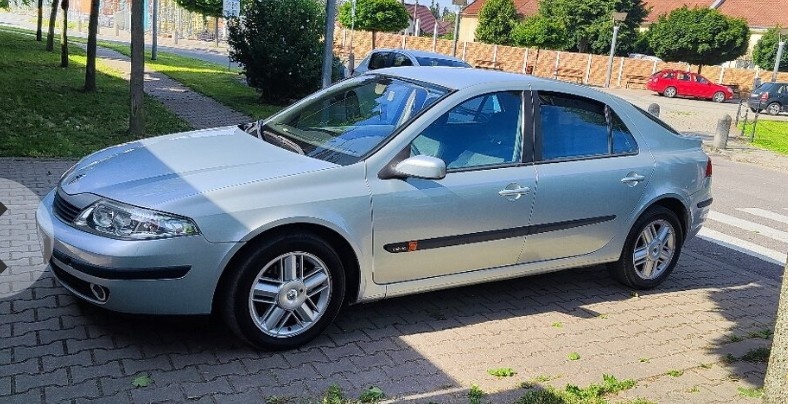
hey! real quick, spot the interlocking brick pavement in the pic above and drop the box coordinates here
[0,157,780,403]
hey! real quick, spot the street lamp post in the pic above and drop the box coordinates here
[604,12,628,88]
[771,28,788,82]
[452,0,466,57]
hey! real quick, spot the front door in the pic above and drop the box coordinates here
[370,91,537,284]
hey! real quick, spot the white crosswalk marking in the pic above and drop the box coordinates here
[706,211,788,243]
[737,208,788,226]
[697,228,786,266]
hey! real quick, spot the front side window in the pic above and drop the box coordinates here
[678,73,690,81]
[539,93,637,161]
[411,91,523,169]
[369,52,391,70]
[392,53,413,67]
[261,76,448,165]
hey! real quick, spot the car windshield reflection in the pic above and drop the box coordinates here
[260,76,448,165]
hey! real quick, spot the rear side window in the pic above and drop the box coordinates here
[392,53,413,67]
[415,57,471,67]
[538,93,637,161]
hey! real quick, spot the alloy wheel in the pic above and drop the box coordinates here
[632,219,676,280]
[767,103,781,115]
[247,252,332,338]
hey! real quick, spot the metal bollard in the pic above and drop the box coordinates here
[713,114,732,149]
[647,103,660,117]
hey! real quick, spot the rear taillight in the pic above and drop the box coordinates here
[760,92,769,101]
[705,158,712,177]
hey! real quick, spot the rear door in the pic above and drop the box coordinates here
[518,90,654,263]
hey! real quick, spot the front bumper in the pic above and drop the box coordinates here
[36,190,238,315]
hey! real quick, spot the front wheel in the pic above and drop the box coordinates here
[663,86,677,98]
[609,206,683,289]
[712,91,725,103]
[221,233,346,350]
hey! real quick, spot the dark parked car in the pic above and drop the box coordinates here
[748,82,788,115]
[647,70,734,103]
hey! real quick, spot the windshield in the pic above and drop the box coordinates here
[261,76,448,165]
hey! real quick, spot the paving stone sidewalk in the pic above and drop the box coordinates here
[0,157,779,403]
[94,47,253,129]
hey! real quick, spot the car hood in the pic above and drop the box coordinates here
[60,126,337,207]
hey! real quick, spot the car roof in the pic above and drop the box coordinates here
[371,66,544,90]
[369,48,467,63]
[369,67,627,106]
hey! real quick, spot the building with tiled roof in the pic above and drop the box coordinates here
[458,0,788,46]
[403,2,449,36]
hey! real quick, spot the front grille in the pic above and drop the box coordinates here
[53,192,82,223]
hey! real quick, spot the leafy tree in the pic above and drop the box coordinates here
[533,0,649,54]
[474,0,519,45]
[130,0,145,136]
[228,0,325,104]
[429,0,439,19]
[648,6,749,73]
[337,0,409,48]
[59,0,69,67]
[512,15,572,50]
[84,0,100,91]
[174,0,222,17]
[752,27,788,72]
[45,0,59,51]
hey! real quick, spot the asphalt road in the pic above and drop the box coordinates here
[684,157,787,281]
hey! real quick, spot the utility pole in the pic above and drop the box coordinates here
[151,0,158,60]
[322,0,337,88]
[452,0,466,57]
[771,28,788,82]
[604,12,627,88]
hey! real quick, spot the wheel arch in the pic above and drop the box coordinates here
[642,196,689,240]
[211,222,363,314]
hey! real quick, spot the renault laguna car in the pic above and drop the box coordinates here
[37,67,713,350]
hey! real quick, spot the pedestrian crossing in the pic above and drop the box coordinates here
[697,207,788,266]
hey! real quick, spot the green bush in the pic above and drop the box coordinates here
[227,0,325,104]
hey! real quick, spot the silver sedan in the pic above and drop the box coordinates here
[37,67,713,350]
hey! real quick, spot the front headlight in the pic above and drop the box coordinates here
[74,199,200,240]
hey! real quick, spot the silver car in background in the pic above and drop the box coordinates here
[37,67,713,350]
[350,49,471,77]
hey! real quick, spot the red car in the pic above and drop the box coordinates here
[647,70,734,103]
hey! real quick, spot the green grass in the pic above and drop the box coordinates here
[568,352,581,361]
[488,367,517,377]
[666,369,684,377]
[0,29,190,157]
[515,374,638,404]
[740,120,788,155]
[468,384,485,404]
[91,40,281,119]
[737,386,764,398]
[741,347,770,363]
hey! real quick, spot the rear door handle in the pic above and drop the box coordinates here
[621,173,645,186]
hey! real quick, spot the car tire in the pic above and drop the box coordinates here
[663,86,677,98]
[767,102,782,115]
[609,206,683,290]
[221,232,346,350]
[712,91,725,103]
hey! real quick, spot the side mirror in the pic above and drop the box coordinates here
[390,155,446,180]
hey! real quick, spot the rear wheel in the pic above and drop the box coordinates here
[221,233,345,350]
[663,86,677,98]
[712,91,725,103]
[610,206,683,289]
[767,102,782,115]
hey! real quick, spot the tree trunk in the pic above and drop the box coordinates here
[46,0,60,51]
[129,0,145,137]
[697,65,703,75]
[372,31,376,49]
[36,0,43,41]
[84,0,100,91]
[764,255,788,403]
[60,0,69,67]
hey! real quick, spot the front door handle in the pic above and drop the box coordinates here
[499,184,530,200]
[621,173,646,186]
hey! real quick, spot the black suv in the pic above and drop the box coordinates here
[748,82,788,115]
